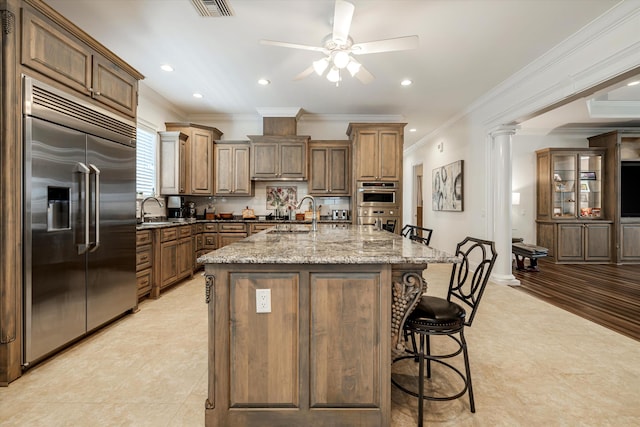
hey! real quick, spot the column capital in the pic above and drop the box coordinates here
[489,124,519,138]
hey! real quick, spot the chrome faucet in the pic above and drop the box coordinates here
[297,195,318,232]
[141,196,164,222]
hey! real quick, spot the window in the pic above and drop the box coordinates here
[136,124,157,196]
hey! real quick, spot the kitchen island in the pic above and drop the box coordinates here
[198,224,458,427]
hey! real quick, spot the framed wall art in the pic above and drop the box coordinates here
[432,160,463,211]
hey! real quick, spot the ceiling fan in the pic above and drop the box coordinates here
[259,0,419,85]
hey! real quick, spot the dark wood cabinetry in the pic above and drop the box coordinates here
[536,147,612,263]
[155,226,193,294]
[162,123,223,196]
[347,123,404,182]
[588,131,640,264]
[21,5,140,118]
[214,141,252,196]
[248,135,309,180]
[308,140,351,196]
[218,222,248,248]
[136,230,153,299]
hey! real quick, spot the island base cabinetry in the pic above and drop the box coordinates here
[204,264,391,427]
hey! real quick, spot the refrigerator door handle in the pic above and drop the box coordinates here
[89,164,101,252]
[76,162,91,254]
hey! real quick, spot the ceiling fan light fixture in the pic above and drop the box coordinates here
[326,66,341,83]
[346,58,361,76]
[313,57,330,76]
[333,51,351,69]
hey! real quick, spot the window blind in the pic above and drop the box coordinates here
[136,126,157,196]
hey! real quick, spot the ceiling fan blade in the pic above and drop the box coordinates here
[294,65,315,81]
[354,65,375,84]
[332,0,355,45]
[260,39,325,52]
[351,35,419,55]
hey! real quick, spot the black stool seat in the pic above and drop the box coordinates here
[408,296,466,329]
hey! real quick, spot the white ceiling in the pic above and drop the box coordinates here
[45,0,638,146]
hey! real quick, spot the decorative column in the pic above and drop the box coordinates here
[489,126,520,285]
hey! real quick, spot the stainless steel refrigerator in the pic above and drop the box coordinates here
[23,77,137,366]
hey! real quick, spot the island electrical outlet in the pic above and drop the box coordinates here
[256,289,271,313]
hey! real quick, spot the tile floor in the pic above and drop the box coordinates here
[1,264,639,426]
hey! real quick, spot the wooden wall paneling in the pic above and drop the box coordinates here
[229,272,300,407]
[0,0,23,385]
[309,272,381,407]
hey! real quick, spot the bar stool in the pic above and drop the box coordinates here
[392,237,497,426]
[401,224,433,246]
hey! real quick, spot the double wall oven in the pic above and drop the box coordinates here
[356,182,400,231]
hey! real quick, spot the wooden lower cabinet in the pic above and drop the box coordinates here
[218,222,247,248]
[249,223,273,235]
[135,230,153,299]
[154,225,193,296]
[538,221,612,263]
[620,223,640,262]
[205,264,390,426]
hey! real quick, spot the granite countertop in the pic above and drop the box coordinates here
[136,218,351,230]
[197,224,459,265]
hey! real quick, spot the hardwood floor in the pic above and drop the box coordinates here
[513,260,640,342]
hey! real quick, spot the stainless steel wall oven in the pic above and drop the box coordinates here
[356,181,398,206]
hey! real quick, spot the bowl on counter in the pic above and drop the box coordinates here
[219,212,234,220]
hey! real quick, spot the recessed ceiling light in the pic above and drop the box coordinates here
[258,79,270,86]
[160,64,174,72]
[409,128,417,132]
[627,80,640,86]
[401,79,412,86]
[193,93,203,99]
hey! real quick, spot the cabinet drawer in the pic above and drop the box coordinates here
[136,245,152,271]
[160,227,178,242]
[136,268,152,297]
[250,223,273,234]
[203,223,217,232]
[178,225,191,238]
[203,233,217,249]
[196,223,205,233]
[136,230,152,245]
[219,222,246,232]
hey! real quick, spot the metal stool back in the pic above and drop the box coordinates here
[392,237,497,425]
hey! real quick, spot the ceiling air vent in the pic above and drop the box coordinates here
[190,0,234,17]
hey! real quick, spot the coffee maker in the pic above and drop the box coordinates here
[167,196,184,219]
[186,201,196,219]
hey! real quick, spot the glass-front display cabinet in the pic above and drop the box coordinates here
[536,148,606,221]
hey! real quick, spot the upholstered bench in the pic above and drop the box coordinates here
[512,240,548,272]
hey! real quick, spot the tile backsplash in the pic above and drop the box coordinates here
[164,182,351,218]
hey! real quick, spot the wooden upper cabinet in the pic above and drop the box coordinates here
[165,123,223,196]
[21,8,92,96]
[214,142,253,196]
[159,131,189,195]
[347,123,405,182]
[91,55,138,117]
[21,6,141,118]
[309,141,351,196]
[190,128,215,194]
[248,135,309,180]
